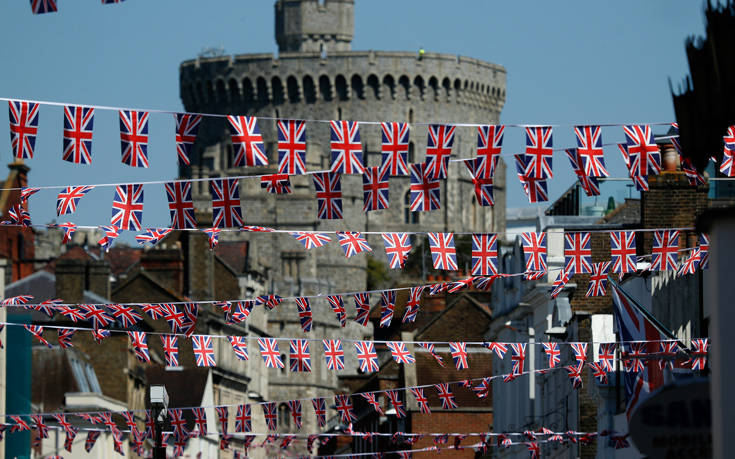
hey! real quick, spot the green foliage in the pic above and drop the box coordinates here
[366,255,391,290]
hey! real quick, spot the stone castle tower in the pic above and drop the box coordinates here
[178,0,507,445]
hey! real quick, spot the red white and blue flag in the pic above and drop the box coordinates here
[192,335,216,367]
[521,232,547,274]
[235,404,251,433]
[277,119,307,175]
[382,232,411,269]
[289,339,311,372]
[542,342,561,368]
[410,387,431,414]
[323,339,345,371]
[312,398,326,427]
[564,232,592,274]
[127,331,150,363]
[524,126,553,179]
[258,338,284,369]
[699,234,709,270]
[515,154,549,203]
[210,178,243,228]
[586,261,611,297]
[409,162,441,211]
[574,125,608,177]
[174,113,201,166]
[611,230,637,274]
[336,231,372,258]
[228,336,249,361]
[386,390,406,418]
[476,125,504,179]
[330,121,364,174]
[327,295,347,327]
[228,116,268,167]
[135,228,172,247]
[362,166,390,211]
[464,158,495,206]
[379,290,396,327]
[565,148,600,196]
[623,125,661,177]
[380,122,410,176]
[119,110,149,167]
[353,293,371,327]
[295,297,313,332]
[260,173,292,194]
[108,304,142,327]
[98,225,120,252]
[434,383,457,409]
[63,106,94,164]
[9,101,39,159]
[263,402,278,431]
[428,232,457,270]
[161,335,179,366]
[288,400,302,429]
[651,230,679,271]
[721,126,735,176]
[510,343,526,375]
[111,184,144,231]
[334,395,356,423]
[290,232,331,250]
[471,233,498,276]
[402,286,424,324]
[165,181,197,229]
[386,341,415,364]
[449,342,469,370]
[313,172,343,219]
[354,341,379,372]
[30,0,58,13]
[425,124,455,179]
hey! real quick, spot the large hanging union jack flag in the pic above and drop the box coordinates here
[428,232,458,270]
[56,186,94,216]
[312,172,343,219]
[476,124,504,179]
[277,119,307,175]
[425,124,455,179]
[165,181,197,229]
[610,230,637,274]
[111,184,144,231]
[380,121,410,176]
[362,166,390,211]
[382,232,411,269]
[210,178,243,228]
[574,125,609,177]
[228,115,268,167]
[564,232,592,274]
[119,110,150,168]
[524,126,553,179]
[173,113,201,166]
[471,233,498,276]
[9,101,40,159]
[623,125,661,177]
[62,106,94,164]
[409,162,441,211]
[330,120,364,174]
[521,232,547,273]
[464,158,495,206]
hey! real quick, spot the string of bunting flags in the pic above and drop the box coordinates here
[28,0,124,15]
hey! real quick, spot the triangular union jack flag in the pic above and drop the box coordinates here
[62,106,94,164]
[210,178,243,228]
[524,126,553,179]
[227,115,268,167]
[165,181,197,229]
[173,113,201,166]
[564,232,592,274]
[623,125,661,177]
[464,158,495,206]
[30,0,58,13]
[574,125,608,177]
[111,184,144,230]
[260,173,292,194]
[586,261,611,297]
[330,120,364,174]
[610,230,637,274]
[428,232,458,270]
[9,101,39,159]
[424,124,456,180]
[651,230,679,271]
[312,172,343,219]
[119,110,149,167]
[336,231,372,258]
[277,119,307,175]
[290,232,331,250]
[471,233,498,276]
[362,166,390,211]
[382,232,411,269]
[410,162,441,211]
[56,186,94,216]
[476,124,504,179]
[380,122,410,176]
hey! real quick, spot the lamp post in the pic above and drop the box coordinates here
[150,385,169,459]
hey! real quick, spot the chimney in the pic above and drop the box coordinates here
[55,259,85,302]
[86,259,111,300]
[140,248,184,294]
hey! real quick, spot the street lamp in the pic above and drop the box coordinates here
[150,385,169,459]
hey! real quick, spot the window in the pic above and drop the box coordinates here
[408,141,415,164]
[404,190,418,224]
[278,403,290,430]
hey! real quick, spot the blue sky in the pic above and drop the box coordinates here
[0,0,706,237]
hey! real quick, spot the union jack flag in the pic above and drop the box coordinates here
[24,325,50,347]
[127,331,150,363]
[135,227,172,246]
[330,120,364,174]
[327,294,347,326]
[651,230,679,271]
[677,247,701,277]
[214,406,228,433]
[566,362,584,389]
[542,342,561,368]
[290,232,331,250]
[161,335,179,366]
[191,407,207,436]
[119,110,149,167]
[192,335,216,367]
[699,233,710,270]
[323,339,345,370]
[402,286,424,324]
[313,172,343,219]
[336,231,372,258]
[623,125,661,177]
[570,342,588,363]
[288,400,303,429]
[419,341,445,366]
[380,122,410,176]
[335,394,356,423]
[471,233,498,276]
[564,232,592,274]
[510,343,526,374]
[260,173,292,194]
[56,186,94,216]
[84,431,100,452]
[57,328,75,348]
[173,113,201,166]
[277,119,307,174]
[160,304,185,333]
[9,101,39,159]
[312,398,326,427]
[434,383,457,409]
[228,116,268,167]
[521,232,547,274]
[362,166,390,211]
[354,341,379,372]
[524,126,553,179]
[550,266,572,298]
[476,125,504,179]
[62,106,95,164]
[379,290,396,327]
[623,342,647,374]
[165,181,197,229]
[610,230,637,274]
[464,158,495,206]
[722,126,735,176]
[515,154,549,203]
[353,292,371,326]
[235,404,251,433]
[29,298,60,319]
[289,339,311,372]
[81,304,113,330]
[586,261,611,297]
[30,0,58,13]
[110,184,144,230]
[428,232,458,270]
[618,143,650,191]
[690,338,708,370]
[108,304,142,327]
[574,125,608,177]
[57,305,85,322]
[210,178,243,228]
[258,338,284,369]
[295,297,312,332]
[361,392,383,415]
[386,341,415,364]
[410,162,441,211]
[382,232,411,269]
[386,390,406,418]
[658,341,679,370]
[410,388,431,414]
[681,153,705,185]
[424,124,455,179]
[6,204,31,227]
[565,148,600,196]
[449,342,469,370]
[228,335,249,361]
[598,343,616,372]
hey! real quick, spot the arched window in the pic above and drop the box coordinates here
[404,190,418,224]
[278,403,290,430]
